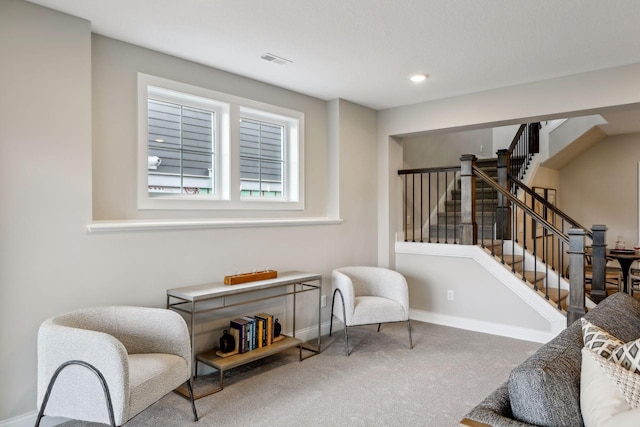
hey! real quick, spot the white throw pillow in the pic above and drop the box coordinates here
[581,348,640,427]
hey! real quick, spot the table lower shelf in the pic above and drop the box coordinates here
[176,335,303,400]
[196,335,302,371]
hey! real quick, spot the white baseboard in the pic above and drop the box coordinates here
[289,320,335,342]
[409,308,555,344]
[0,411,67,427]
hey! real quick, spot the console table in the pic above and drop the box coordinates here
[167,271,322,399]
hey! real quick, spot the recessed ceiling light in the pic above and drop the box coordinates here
[409,74,428,83]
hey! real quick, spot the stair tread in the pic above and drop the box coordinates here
[521,271,546,283]
[538,287,569,304]
[501,255,523,263]
[446,200,498,206]
[436,213,497,219]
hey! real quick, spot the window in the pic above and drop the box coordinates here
[240,118,284,198]
[147,98,215,195]
[138,74,303,210]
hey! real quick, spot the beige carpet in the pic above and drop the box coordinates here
[62,321,541,426]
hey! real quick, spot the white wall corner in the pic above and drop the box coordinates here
[409,308,557,343]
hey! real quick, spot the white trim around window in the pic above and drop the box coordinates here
[137,73,304,211]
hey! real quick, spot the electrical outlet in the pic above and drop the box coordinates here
[447,290,454,301]
[321,295,327,307]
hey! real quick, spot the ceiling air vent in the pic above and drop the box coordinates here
[260,53,292,65]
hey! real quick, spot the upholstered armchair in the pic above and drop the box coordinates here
[330,266,412,355]
[36,306,198,426]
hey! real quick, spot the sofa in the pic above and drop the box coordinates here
[460,292,640,427]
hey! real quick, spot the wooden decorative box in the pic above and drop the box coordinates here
[223,270,278,285]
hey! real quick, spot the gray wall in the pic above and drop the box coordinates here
[559,133,640,248]
[0,1,378,421]
[92,35,331,220]
[378,63,640,268]
[401,128,492,169]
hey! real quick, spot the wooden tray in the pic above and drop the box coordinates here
[224,270,277,285]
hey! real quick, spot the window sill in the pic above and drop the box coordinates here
[87,217,343,233]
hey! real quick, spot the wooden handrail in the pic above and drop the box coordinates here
[508,174,593,240]
[507,124,527,153]
[473,166,569,243]
[398,166,460,175]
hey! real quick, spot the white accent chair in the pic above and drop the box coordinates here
[36,306,197,426]
[330,266,413,355]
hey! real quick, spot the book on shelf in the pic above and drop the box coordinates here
[227,313,277,355]
[255,316,263,348]
[241,316,256,351]
[254,315,267,348]
[230,318,248,354]
[257,313,274,345]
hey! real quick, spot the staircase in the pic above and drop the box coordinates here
[399,121,609,324]
[427,158,498,243]
[429,155,570,311]
[483,240,570,311]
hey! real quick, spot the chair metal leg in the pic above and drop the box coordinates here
[36,360,116,427]
[343,325,350,356]
[377,323,381,332]
[185,380,198,422]
[407,319,413,349]
[330,288,338,337]
[331,288,350,356]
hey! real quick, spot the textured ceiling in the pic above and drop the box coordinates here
[27,0,640,111]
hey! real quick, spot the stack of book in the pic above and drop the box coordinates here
[228,313,278,354]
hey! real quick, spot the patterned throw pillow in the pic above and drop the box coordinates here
[613,340,640,375]
[582,319,625,358]
[581,319,640,374]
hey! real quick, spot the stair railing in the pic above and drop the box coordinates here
[507,122,540,190]
[496,142,607,302]
[469,162,588,324]
[398,166,461,243]
[508,175,609,304]
[398,153,601,324]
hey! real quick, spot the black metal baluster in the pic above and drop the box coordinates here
[481,178,485,245]
[545,232,550,301]
[428,173,432,243]
[557,238,563,310]
[403,175,407,242]
[436,172,440,243]
[533,213,538,292]
[491,186,496,253]
[511,206,516,273]
[522,210,527,282]
[420,173,423,243]
[454,171,458,244]
[444,171,449,244]
[412,173,416,242]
